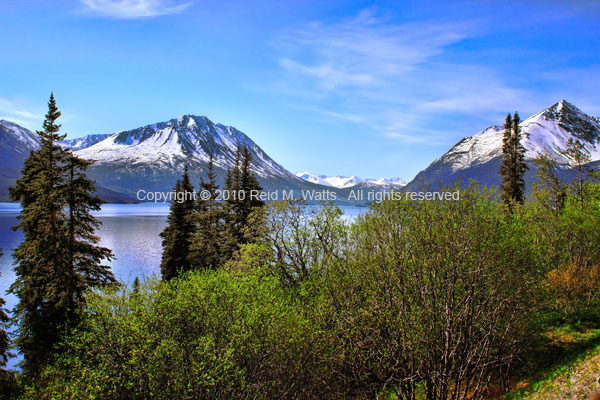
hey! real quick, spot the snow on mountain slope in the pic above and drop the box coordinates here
[368,177,407,186]
[1,119,112,153]
[296,172,405,188]
[296,172,361,188]
[60,134,111,151]
[523,101,600,163]
[0,120,40,169]
[429,100,600,174]
[0,119,40,149]
[75,115,299,180]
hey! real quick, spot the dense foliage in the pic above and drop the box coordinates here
[22,269,323,399]
[18,174,600,399]
[162,146,264,280]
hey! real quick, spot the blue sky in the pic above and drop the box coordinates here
[1,0,599,180]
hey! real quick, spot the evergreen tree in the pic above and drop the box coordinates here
[222,146,265,260]
[500,112,528,210]
[222,147,243,259]
[160,167,196,280]
[10,93,71,375]
[240,146,264,216]
[133,277,140,293]
[9,93,115,375]
[189,154,225,270]
[0,248,13,398]
[500,114,514,207]
[0,249,9,370]
[65,153,116,290]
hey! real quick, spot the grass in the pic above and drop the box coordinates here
[378,321,600,400]
[502,321,600,399]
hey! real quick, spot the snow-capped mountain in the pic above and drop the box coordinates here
[296,172,405,188]
[60,134,111,151]
[0,115,326,202]
[0,120,135,202]
[74,115,296,181]
[0,120,40,169]
[8,101,594,203]
[1,120,111,154]
[407,100,600,190]
[295,173,362,188]
[0,120,40,201]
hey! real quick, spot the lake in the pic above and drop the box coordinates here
[0,202,367,309]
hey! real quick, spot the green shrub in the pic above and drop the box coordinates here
[24,269,324,399]
[309,185,539,399]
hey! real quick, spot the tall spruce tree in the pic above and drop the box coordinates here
[240,146,264,215]
[0,248,12,397]
[499,112,528,210]
[65,153,116,290]
[0,249,9,371]
[160,167,196,280]
[189,154,224,270]
[9,93,115,375]
[222,147,243,259]
[222,146,264,260]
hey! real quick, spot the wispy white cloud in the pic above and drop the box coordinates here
[279,58,375,90]
[0,98,41,128]
[80,0,191,19]
[266,10,545,145]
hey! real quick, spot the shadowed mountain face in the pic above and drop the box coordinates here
[0,120,40,168]
[406,100,600,192]
[0,120,39,202]
[60,134,111,151]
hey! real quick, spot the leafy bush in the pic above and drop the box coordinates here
[545,263,600,320]
[530,178,600,323]
[24,269,325,400]
[309,185,538,399]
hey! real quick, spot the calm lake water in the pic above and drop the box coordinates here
[0,202,366,309]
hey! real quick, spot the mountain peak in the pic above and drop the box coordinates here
[530,99,600,144]
[175,114,212,127]
[541,99,581,118]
